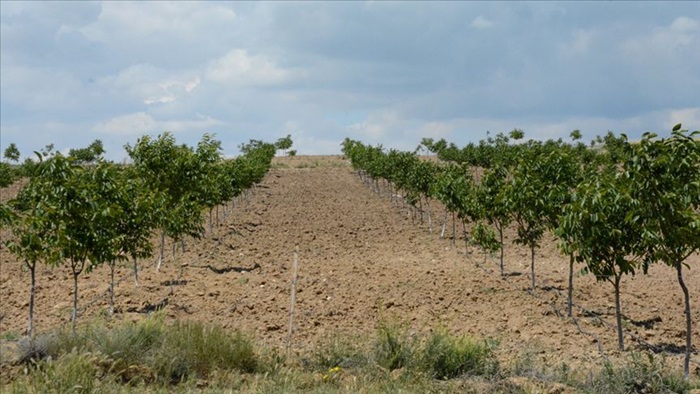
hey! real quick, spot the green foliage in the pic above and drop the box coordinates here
[275,134,294,155]
[4,142,21,163]
[148,320,258,384]
[12,349,104,394]
[374,320,416,371]
[125,133,205,244]
[623,124,700,376]
[68,139,105,164]
[307,333,368,371]
[18,315,259,386]
[586,353,690,394]
[420,329,497,380]
[471,222,500,255]
[0,162,15,187]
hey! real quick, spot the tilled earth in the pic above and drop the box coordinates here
[1,156,698,375]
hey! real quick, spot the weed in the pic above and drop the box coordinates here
[420,328,498,380]
[374,319,415,371]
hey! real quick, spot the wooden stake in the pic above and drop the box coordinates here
[286,245,299,355]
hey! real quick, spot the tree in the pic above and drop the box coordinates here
[68,139,106,164]
[504,150,547,290]
[125,133,205,271]
[624,124,700,377]
[275,134,294,156]
[0,162,14,187]
[80,162,128,316]
[5,155,77,336]
[473,164,511,276]
[115,167,158,288]
[559,167,644,351]
[4,143,20,163]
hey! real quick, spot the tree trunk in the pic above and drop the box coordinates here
[28,262,36,339]
[426,199,433,234]
[462,220,469,256]
[567,254,574,317]
[109,261,115,316]
[133,255,139,287]
[676,263,691,378]
[530,245,536,291]
[157,230,165,271]
[71,261,84,333]
[440,208,448,238]
[498,226,504,277]
[614,274,624,351]
[209,208,213,236]
[419,197,424,224]
[451,212,456,246]
[216,205,220,232]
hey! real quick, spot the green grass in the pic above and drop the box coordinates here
[2,315,697,393]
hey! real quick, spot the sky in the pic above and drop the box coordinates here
[1,1,699,161]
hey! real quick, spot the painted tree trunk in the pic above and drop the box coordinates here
[109,261,115,315]
[462,220,469,256]
[28,262,36,339]
[568,254,574,317]
[133,255,139,287]
[676,263,691,378]
[614,274,624,351]
[71,262,84,333]
[530,245,536,291]
[157,230,165,271]
[498,227,504,277]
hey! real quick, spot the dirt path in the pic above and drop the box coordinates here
[1,156,698,374]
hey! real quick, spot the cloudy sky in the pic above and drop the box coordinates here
[1,2,699,161]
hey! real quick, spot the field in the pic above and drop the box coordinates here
[1,155,699,389]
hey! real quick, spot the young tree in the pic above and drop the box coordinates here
[5,155,77,336]
[115,167,158,288]
[68,139,106,164]
[275,134,294,156]
[125,133,205,271]
[624,125,700,377]
[4,143,20,163]
[505,156,547,291]
[559,167,644,351]
[473,164,511,276]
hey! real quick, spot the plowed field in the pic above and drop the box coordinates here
[1,156,698,374]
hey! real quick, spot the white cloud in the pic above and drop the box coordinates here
[623,16,699,57]
[559,28,597,57]
[668,108,700,130]
[79,2,236,43]
[92,112,223,136]
[470,15,493,30]
[206,49,300,86]
[96,64,201,106]
[346,111,403,141]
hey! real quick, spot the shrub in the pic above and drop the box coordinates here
[373,320,416,371]
[148,320,258,384]
[420,329,497,380]
[306,333,368,371]
[0,162,15,187]
[585,353,690,394]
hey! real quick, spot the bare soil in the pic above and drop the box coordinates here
[1,155,698,375]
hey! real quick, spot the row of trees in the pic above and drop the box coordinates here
[1,133,280,338]
[342,125,699,377]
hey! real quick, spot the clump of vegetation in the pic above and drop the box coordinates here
[374,320,416,371]
[584,353,691,394]
[420,328,498,380]
[3,314,698,393]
